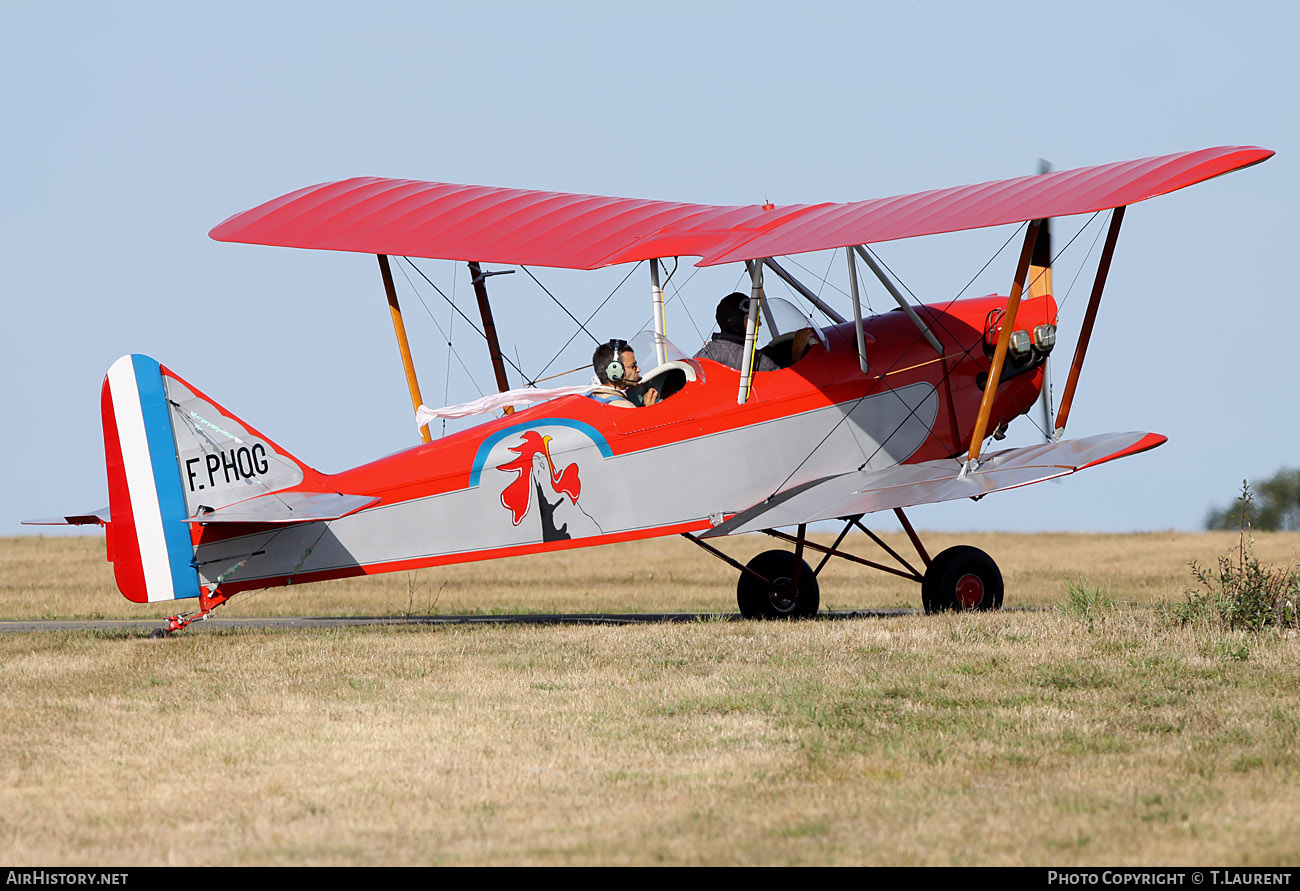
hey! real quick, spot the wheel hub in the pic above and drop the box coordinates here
[770,576,797,611]
[735,549,821,620]
[954,572,984,609]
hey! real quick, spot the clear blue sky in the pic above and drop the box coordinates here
[2,0,1294,535]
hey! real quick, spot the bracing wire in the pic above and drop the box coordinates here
[762,226,1029,497]
[816,249,838,303]
[519,265,602,347]
[395,259,486,399]
[787,253,855,305]
[1032,210,1108,440]
[531,260,644,382]
[664,259,706,343]
[766,212,1103,498]
[1057,210,1108,312]
[634,257,698,337]
[405,256,651,392]
[167,402,296,513]
[401,257,485,338]
[730,265,748,299]
[862,213,1102,452]
[630,258,713,343]
[400,257,531,383]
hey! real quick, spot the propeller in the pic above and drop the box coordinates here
[1030,158,1056,441]
[1027,159,1054,301]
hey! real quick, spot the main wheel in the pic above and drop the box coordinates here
[737,550,820,619]
[921,545,1003,613]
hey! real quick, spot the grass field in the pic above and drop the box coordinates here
[1,532,1298,865]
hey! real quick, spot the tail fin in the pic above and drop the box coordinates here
[101,354,317,603]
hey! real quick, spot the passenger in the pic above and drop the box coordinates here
[590,340,659,408]
[694,292,816,371]
[695,293,777,372]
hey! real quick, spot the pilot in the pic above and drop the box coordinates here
[590,340,659,408]
[694,292,814,371]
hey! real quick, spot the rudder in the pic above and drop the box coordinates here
[101,354,318,603]
[102,355,202,603]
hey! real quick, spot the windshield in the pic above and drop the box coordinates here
[763,297,828,350]
[626,329,704,382]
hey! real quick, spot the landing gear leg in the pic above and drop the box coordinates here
[683,509,1004,617]
[682,526,821,620]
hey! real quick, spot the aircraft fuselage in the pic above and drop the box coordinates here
[188,293,1057,596]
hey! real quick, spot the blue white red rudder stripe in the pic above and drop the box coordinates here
[101,355,202,603]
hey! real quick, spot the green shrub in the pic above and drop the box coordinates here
[1176,484,1300,632]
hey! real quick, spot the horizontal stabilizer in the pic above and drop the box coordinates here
[22,507,111,526]
[186,492,379,525]
[701,431,1165,538]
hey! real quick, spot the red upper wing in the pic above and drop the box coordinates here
[210,146,1271,269]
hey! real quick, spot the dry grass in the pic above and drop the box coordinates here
[5,530,1300,620]
[1,532,1299,865]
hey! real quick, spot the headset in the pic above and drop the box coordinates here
[604,339,629,383]
[717,294,754,334]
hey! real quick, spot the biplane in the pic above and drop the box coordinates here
[28,146,1272,632]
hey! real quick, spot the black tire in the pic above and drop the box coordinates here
[919,547,957,614]
[921,545,1003,613]
[737,549,820,619]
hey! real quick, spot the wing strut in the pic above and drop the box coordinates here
[1053,206,1126,439]
[377,254,431,444]
[965,219,1042,471]
[1028,160,1057,441]
[844,247,870,374]
[852,246,943,355]
[760,257,847,324]
[649,259,668,367]
[737,261,765,404]
[468,261,515,414]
